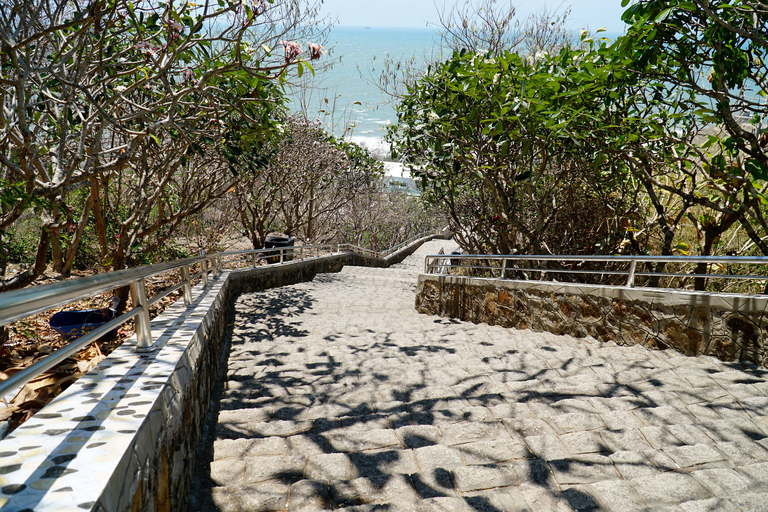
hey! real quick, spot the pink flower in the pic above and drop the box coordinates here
[182,67,195,83]
[280,40,302,63]
[252,0,267,15]
[308,42,324,60]
[135,41,159,59]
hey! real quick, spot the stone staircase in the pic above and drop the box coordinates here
[196,240,768,511]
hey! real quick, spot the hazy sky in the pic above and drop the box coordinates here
[319,1,628,33]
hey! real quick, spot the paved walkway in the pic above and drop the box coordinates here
[202,241,768,511]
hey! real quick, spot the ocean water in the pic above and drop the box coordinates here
[288,26,440,157]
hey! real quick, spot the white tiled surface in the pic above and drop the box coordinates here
[0,271,230,511]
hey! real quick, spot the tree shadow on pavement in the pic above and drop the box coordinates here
[192,288,768,511]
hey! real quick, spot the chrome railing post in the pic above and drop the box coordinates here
[182,265,192,305]
[627,259,638,287]
[130,278,154,352]
[501,258,507,279]
[251,251,257,267]
[280,248,284,263]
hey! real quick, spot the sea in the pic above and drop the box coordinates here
[286,26,441,173]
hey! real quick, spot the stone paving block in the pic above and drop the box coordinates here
[559,485,603,511]
[340,414,391,431]
[289,479,331,511]
[662,443,728,469]
[214,436,287,460]
[410,408,466,426]
[508,458,555,488]
[410,469,458,498]
[503,418,557,438]
[518,482,575,512]
[729,492,768,512]
[675,386,730,405]
[736,461,768,491]
[306,403,356,421]
[546,412,605,434]
[350,449,419,479]
[218,406,273,424]
[609,450,660,480]
[690,467,754,496]
[286,434,330,456]
[413,445,464,472]
[524,434,569,460]
[219,419,314,439]
[305,453,352,481]
[560,431,608,455]
[599,428,653,453]
[589,479,648,512]
[373,401,408,415]
[489,403,530,420]
[244,455,308,485]
[709,398,753,421]
[739,396,768,418]
[462,406,495,421]
[680,497,741,512]
[588,396,641,413]
[685,404,722,422]
[451,464,516,492]
[211,482,289,512]
[461,487,531,511]
[331,474,418,508]
[334,501,420,512]
[600,410,646,430]
[697,419,767,445]
[639,426,684,449]
[415,497,472,511]
[629,472,711,506]
[439,421,509,446]
[548,454,621,485]
[718,440,768,465]
[527,402,559,419]
[633,406,696,427]
[211,457,247,486]
[646,449,682,472]
[327,429,402,453]
[395,425,442,449]
[666,424,714,446]
[457,438,528,465]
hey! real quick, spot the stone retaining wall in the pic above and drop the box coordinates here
[416,275,768,366]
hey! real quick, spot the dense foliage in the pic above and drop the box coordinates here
[0,0,328,289]
[389,0,768,288]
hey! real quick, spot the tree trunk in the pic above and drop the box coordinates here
[0,227,50,292]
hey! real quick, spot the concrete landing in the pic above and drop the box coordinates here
[201,240,768,511]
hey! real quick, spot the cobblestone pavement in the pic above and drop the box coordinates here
[202,241,768,511]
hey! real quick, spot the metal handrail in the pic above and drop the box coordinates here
[424,253,768,291]
[385,231,439,255]
[0,234,437,401]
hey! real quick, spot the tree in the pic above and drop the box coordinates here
[388,42,641,257]
[619,0,768,259]
[233,116,384,248]
[0,0,329,290]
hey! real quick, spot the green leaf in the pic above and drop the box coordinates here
[746,159,768,181]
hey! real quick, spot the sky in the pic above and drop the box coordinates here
[318,0,628,33]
